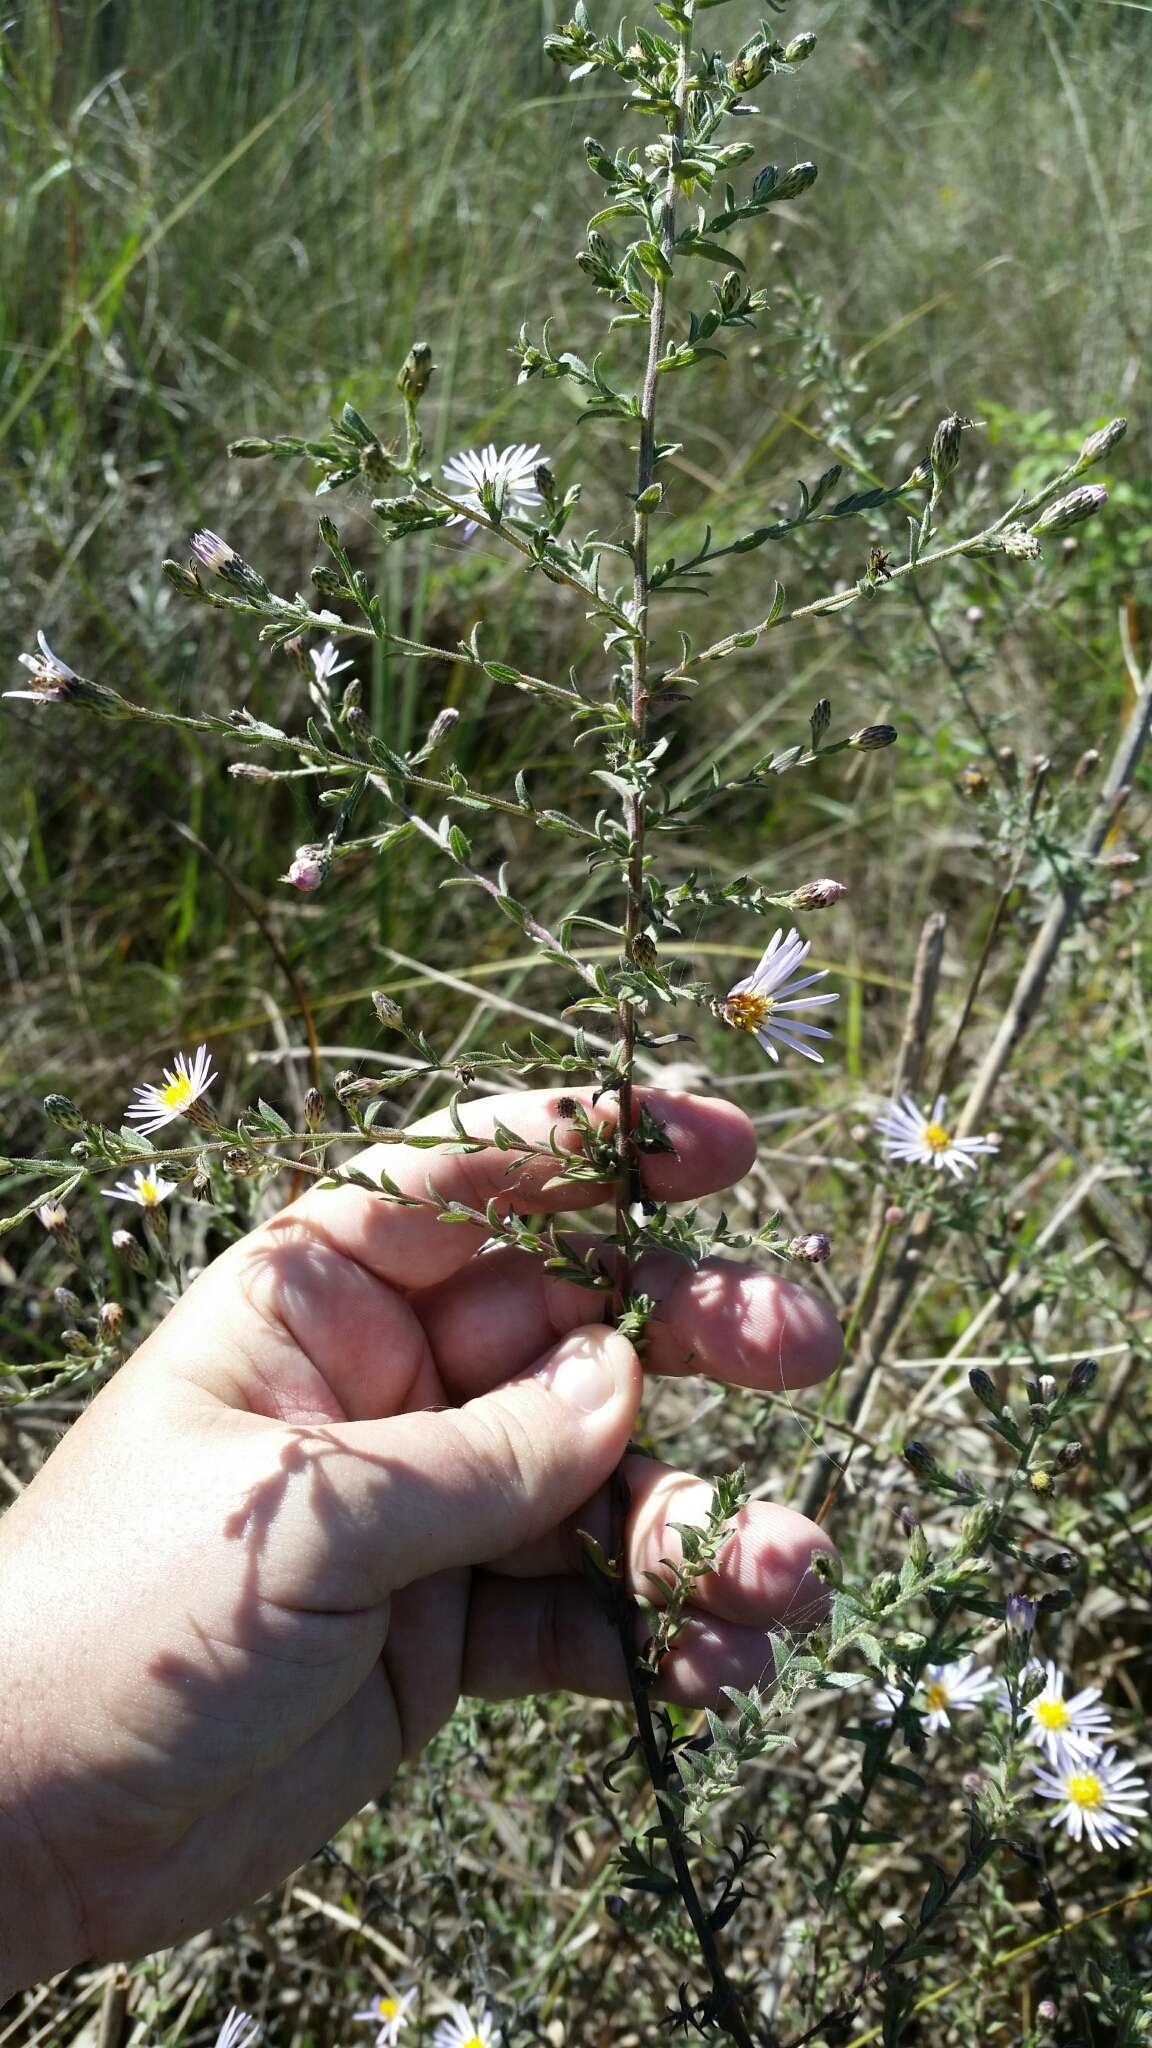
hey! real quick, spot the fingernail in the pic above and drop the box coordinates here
[535,1328,630,1414]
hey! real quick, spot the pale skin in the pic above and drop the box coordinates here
[0,1088,841,1996]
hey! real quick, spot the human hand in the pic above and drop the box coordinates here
[0,1088,840,1989]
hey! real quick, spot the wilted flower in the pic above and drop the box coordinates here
[1023,1661,1113,1767]
[432,2006,496,2048]
[874,1653,996,1734]
[442,442,544,536]
[1032,1746,1148,1851]
[6,631,80,705]
[125,1044,217,1136]
[100,1167,178,1209]
[874,1094,999,1179]
[353,1988,417,2044]
[721,927,838,1064]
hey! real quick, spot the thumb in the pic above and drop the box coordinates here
[264,1326,643,1607]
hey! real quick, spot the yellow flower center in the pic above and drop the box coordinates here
[723,992,773,1032]
[138,1174,163,1206]
[160,1074,195,1110]
[376,1998,400,2019]
[1036,1699,1070,1731]
[1067,1772,1103,1810]
[924,1681,950,1712]
[922,1122,951,1152]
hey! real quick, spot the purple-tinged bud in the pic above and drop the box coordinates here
[902,1439,938,1478]
[968,1367,999,1414]
[930,413,972,485]
[304,1087,325,1130]
[1075,417,1126,470]
[1006,1592,1037,1634]
[790,877,846,910]
[1074,746,1101,781]
[1068,1356,1098,1396]
[789,1231,832,1264]
[961,1769,986,1798]
[849,723,898,751]
[1037,2000,1058,2026]
[884,1204,906,1228]
[1031,485,1108,537]
[285,844,327,893]
[898,1504,920,1536]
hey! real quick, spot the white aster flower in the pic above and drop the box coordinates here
[100,1166,178,1209]
[6,630,79,705]
[442,441,543,536]
[125,1044,217,1136]
[214,2012,260,2048]
[1032,1746,1148,1852]
[308,638,354,715]
[874,1093,999,1180]
[1023,1660,1114,1767]
[432,2003,497,2048]
[875,1653,997,1734]
[353,1988,416,2044]
[721,927,838,1064]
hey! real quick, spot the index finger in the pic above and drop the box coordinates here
[287,1087,755,1291]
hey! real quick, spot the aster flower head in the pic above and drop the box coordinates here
[285,843,327,893]
[125,1044,217,1136]
[353,1988,416,2045]
[214,2013,260,2048]
[875,1653,996,1734]
[1023,1660,1114,1767]
[442,442,543,536]
[309,638,354,715]
[100,1167,178,1209]
[6,631,79,705]
[874,1093,999,1180]
[721,927,838,1064]
[432,2004,497,2048]
[1032,1745,1148,1851]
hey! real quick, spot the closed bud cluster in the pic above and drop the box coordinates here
[849,724,898,751]
[396,342,434,401]
[790,877,845,910]
[1030,485,1108,536]
[43,1093,85,1132]
[788,1231,832,1264]
[1075,416,1125,469]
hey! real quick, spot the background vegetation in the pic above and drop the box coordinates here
[1,0,1149,2043]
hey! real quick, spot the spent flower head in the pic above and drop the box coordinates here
[7,631,80,705]
[875,1094,999,1179]
[722,928,838,1064]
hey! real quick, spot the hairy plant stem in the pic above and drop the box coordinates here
[606,20,759,2047]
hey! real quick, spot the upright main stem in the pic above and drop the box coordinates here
[610,21,759,2047]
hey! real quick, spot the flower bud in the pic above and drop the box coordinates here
[285,844,327,893]
[38,1202,69,1236]
[372,991,404,1029]
[957,1499,997,1556]
[898,1504,920,1536]
[1068,1356,1098,1396]
[809,696,832,745]
[42,1093,85,1132]
[884,1204,906,1228]
[396,342,434,401]
[1041,1550,1075,1577]
[774,161,818,201]
[790,876,845,910]
[111,1227,148,1273]
[1037,1586,1073,1614]
[631,931,658,968]
[810,1547,842,1587]
[849,724,898,750]
[1030,485,1107,537]
[788,1231,832,1264]
[1037,1373,1057,1403]
[54,1287,83,1317]
[1073,746,1100,781]
[902,1439,938,1478]
[221,1147,258,1176]
[416,707,460,759]
[1037,2000,1058,2026]
[1056,1440,1084,1471]
[870,1570,899,1607]
[968,1367,999,1415]
[227,437,276,458]
[61,1329,92,1357]
[959,766,988,798]
[1075,417,1125,469]
[304,1087,325,1130]
[892,1629,927,1656]
[930,412,971,485]
[1006,1592,1037,1633]
[99,1301,124,1342]
[784,32,817,62]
